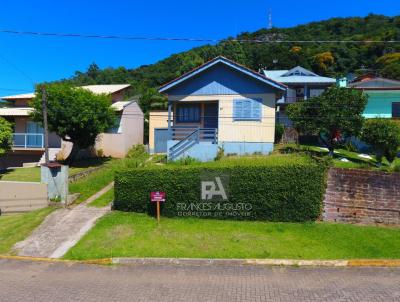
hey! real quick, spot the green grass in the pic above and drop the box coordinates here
[277,143,400,171]
[0,208,54,254]
[0,167,42,182]
[70,154,151,204]
[65,212,400,260]
[88,188,114,208]
[0,158,110,183]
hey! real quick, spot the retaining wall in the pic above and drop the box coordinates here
[0,181,48,213]
[323,168,400,225]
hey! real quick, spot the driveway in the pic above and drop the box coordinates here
[0,259,399,302]
[13,183,113,258]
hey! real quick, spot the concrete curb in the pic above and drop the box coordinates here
[0,255,112,265]
[1,255,400,267]
[112,258,400,267]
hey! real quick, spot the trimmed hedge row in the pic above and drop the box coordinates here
[114,156,328,222]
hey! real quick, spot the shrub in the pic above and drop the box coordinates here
[392,162,400,173]
[0,117,12,156]
[214,146,225,161]
[169,156,200,166]
[126,144,148,159]
[361,119,400,164]
[275,123,285,143]
[114,155,327,222]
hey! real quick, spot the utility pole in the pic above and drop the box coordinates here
[41,86,50,165]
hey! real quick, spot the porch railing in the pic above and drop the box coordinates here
[169,127,218,160]
[171,126,218,143]
[12,133,44,149]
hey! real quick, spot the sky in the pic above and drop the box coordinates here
[0,0,399,96]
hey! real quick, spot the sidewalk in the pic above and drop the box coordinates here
[13,183,113,259]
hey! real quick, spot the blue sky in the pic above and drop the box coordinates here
[0,0,399,95]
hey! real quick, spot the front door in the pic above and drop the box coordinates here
[203,103,218,129]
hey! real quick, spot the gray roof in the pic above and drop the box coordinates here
[263,66,336,84]
[348,77,400,88]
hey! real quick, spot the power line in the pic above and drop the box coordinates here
[1,28,400,44]
[0,52,35,84]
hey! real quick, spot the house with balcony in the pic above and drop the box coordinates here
[263,66,336,126]
[0,84,143,169]
[154,56,287,161]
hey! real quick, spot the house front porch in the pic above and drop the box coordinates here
[167,101,219,161]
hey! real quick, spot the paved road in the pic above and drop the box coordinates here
[0,259,399,302]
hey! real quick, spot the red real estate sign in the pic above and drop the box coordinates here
[150,192,166,203]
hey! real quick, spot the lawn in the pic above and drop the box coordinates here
[0,208,54,254]
[0,158,110,183]
[65,212,400,260]
[88,188,114,208]
[277,143,400,171]
[70,150,159,204]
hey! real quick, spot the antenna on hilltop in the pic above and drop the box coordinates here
[268,9,273,29]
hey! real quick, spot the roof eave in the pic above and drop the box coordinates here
[159,57,287,94]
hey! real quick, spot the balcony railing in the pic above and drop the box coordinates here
[170,126,218,143]
[13,133,44,149]
[284,96,308,104]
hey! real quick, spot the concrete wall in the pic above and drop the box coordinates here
[95,102,144,158]
[323,168,400,225]
[169,93,276,143]
[0,181,48,213]
[149,111,170,153]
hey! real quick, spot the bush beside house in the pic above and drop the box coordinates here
[0,117,12,157]
[361,118,400,164]
[114,155,327,222]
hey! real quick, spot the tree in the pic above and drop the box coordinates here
[286,87,368,155]
[376,53,400,80]
[31,83,116,164]
[361,118,400,165]
[312,51,335,75]
[0,117,12,156]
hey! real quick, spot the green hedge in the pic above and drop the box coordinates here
[114,155,328,222]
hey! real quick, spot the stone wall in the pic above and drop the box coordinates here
[323,168,400,225]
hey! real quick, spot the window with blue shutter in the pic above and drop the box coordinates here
[233,98,262,121]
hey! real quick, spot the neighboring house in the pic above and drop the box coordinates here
[0,84,143,169]
[347,74,400,119]
[263,66,336,126]
[154,56,287,162]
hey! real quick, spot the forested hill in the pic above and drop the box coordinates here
[64,14,400,98]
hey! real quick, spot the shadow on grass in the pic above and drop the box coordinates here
[61,157,112,169]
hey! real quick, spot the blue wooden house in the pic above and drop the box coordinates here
[154,56,287,161]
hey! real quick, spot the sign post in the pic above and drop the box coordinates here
[150,192,166,223]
